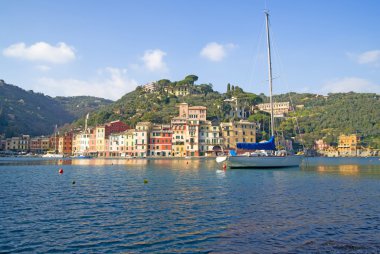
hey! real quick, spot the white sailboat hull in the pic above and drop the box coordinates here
[42,153,64,158]
[228,155,303,169]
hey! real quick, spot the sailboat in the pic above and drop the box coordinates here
[217,11,303,169]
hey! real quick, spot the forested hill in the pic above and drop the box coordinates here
[1,77,379,148]
[0,80,112,137]
[273,92,380,148]
[79,77,379,148]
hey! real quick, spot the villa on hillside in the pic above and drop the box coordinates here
[257,101,292,117]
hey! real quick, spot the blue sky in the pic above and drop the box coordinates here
[1,0,379,100]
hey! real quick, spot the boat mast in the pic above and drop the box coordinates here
[265,11,275,137]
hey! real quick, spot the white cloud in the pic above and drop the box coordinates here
[357,50,380,64]
[3,42,75,64]
[200,42,236,62]
[141,49,168,72]
[322,77,380,94]
[37,67,139,100]
[35,65,51,71]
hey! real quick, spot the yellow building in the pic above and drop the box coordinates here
[338,134,359,156]
[171,117,187,157]
[95,126,107,157]
[220,120,256,149]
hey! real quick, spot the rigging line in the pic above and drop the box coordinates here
[268,21,305,151]
[248,17,266,92]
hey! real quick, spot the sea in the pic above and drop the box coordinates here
[0,157,379,253]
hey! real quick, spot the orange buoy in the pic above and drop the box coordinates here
[59,168,63,174]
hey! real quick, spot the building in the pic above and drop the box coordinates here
[164,84,192,96]
[58,132,73,156]
[174,103,207,157]
[223,97,250,119]
[149,124,172,157]
[5,135,30,152]
[199,121,224,156]
[142,82,157,93]
[122,129,135,157]
[134,122,152,157]
[220,120,256,149]
[95,126,107,157]
[257,102,291,117]
[314,139,330,151]
[72,131,91,156]
[105,120,130,136]
[338,134,360,156]
[109,132,124,157]
[171,117,187,157]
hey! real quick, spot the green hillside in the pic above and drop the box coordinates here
[55,96,113,118]
[80,77,379,148]
[0,80,113,137]
[1,77,379,149]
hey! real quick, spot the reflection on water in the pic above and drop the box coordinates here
[316,164,359,175]
[0,157,380,253]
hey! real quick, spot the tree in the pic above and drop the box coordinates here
[184,75,198,85]
[227,83,231,93]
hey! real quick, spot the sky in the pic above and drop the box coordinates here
[1,0,380,100]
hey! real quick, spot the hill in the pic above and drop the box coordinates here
[80,77,379,148]
[0,79,113,137]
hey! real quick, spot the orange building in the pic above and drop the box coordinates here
[338,134,359,156]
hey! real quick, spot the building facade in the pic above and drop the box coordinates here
[149,124,172,157]
[257,102,291,117]
[134,122,152,157]
[338,134,360,156]
[220,120,256,149]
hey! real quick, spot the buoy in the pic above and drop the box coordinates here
[58,168,63,174]
[144,179,148,184]
[72,181,76,185]
[223,164,227,170]
[186,161,189,164]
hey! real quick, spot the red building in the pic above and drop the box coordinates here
[105,120,130,136]
[59,132,73,156]
[149,124,173,157]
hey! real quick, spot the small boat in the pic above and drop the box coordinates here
[216,11,303,169]
[42,151,64,158]
[72,154,92,159]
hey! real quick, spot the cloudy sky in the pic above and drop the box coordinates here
[1,0,379,100]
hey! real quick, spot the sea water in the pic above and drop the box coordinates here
[0,157,379,253]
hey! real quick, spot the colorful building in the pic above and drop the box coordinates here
[171,117,187,157]
[122,129,135,157]
[199,121,224,156]
[134,122,152,157]
[58,132,73,156]
[338,134,360,156]
[220,120,256,149]
[149,124,172,157]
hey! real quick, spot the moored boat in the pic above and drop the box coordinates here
[216,11,304,169]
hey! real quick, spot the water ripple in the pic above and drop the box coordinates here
[0,159,379,253]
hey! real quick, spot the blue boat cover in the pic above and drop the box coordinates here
[237,136,276,150]
[229,150,237,156]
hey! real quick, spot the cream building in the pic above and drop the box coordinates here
[134,122,152,157]
[257,102,291,117]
